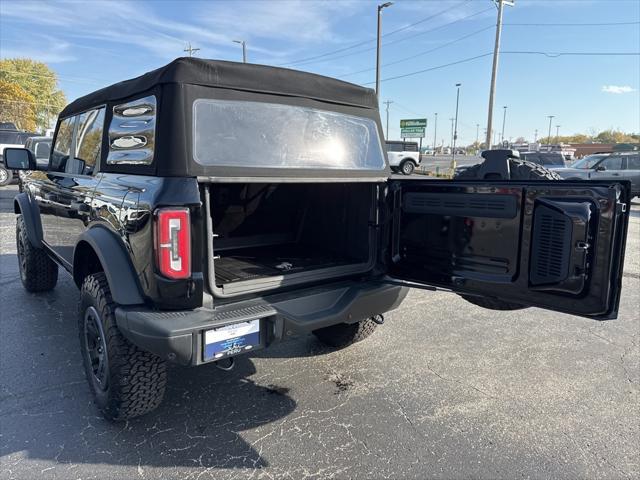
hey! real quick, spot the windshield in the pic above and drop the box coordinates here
[572,155,607,169]
[193,99,385,170]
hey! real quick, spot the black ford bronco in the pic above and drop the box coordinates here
[4,58,631,421]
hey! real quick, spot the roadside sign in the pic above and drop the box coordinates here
[400,118,427,139]
[400,119,427,128]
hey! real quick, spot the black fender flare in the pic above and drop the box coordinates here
[74,226,145,305]
[13,193,43,248]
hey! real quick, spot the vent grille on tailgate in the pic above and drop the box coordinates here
[403,192,517,218]
[530,205,571,285]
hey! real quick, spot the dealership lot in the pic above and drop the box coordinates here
[0,185,638,479]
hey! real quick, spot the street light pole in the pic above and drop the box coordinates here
[476,123,480,146]
[547,115,555,147]
[233,40,247,63]
[433,113,438,154]
[449,118,454,152]
[375,2,393,100]
[556,124,561,142]
[452,83,462,166]
[501,105,507,146]
[485,0,513,149]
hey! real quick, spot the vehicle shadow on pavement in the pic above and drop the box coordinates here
[0,253,297,471]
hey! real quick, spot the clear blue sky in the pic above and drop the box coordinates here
[1,0,639,145]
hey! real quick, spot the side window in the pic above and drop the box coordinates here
[386,142,402,152]
[50,117,75,173]
[625,155,640,170]
[600,156,623,170]
[107,95,156,165]
[72,107,105,175]
[404,143,418,152]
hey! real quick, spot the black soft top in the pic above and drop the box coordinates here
[61,57,377,117]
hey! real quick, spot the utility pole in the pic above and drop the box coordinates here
[184,42,200,57]
[475,123,480,147]
[485,0,514,149]
[547,115,555,147]
[233,40,247,63]
[433,113,438,154]
[375,2,393,100]
[452,83,462,166]
[383,100,393,139]
[556,124,561,142]
[534,129,538,142]
[501,105,507,145]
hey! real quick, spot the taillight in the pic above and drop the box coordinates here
[155,208,191,279]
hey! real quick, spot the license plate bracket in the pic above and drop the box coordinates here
[203,319,261,361]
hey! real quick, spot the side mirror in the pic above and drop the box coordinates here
[595,165,606,172]
[3,148,35,170]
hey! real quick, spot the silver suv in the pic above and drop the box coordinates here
[553,152,640,198]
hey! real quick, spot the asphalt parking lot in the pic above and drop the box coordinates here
[1,185,638,480]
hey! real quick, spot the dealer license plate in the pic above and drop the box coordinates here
[203,319,261,361]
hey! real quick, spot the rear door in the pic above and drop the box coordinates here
[386,178,630,319]
[622,154,640,194]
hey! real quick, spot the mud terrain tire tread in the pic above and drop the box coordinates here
[16,215,58,292]
[79,273,166,421]
[455,158,563,181]
[313,317,378,348]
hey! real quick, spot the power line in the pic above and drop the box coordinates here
[504,20,640,26]
[338,24,494,78]
[282,4,492,68]
[502,50,640,57]
[363,53,493,85]
[364,50,640,86]
[280,0,469,67]
[0,69,102,85]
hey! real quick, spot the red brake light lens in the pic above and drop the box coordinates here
[155,208,191,279]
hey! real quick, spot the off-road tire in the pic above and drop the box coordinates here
[459,294,527,311]
[400,160,416,175]
[312,317,378,349]
[79,273,167,421]
[455,158,562,181]
[16,215,58,292]
[0,166,13,186]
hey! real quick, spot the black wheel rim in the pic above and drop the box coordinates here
[83,306,109,391]
[17,233,27,282]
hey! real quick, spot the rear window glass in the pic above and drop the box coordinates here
[194,99,385,170]
[626,155,640,169]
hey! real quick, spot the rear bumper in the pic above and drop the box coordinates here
[115,281,408,366]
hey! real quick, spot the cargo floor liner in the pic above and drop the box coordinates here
[214,243,358,285]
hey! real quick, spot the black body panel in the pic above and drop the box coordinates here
[388,179,630,320]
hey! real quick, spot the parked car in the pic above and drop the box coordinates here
[5,58,631,421]
[520,151,567,168]
[553,152,640,198]
[385,140,420,175]
[0,124,37,186]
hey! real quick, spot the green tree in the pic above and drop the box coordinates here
[0,58,66,131]
[0,80,37,131]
